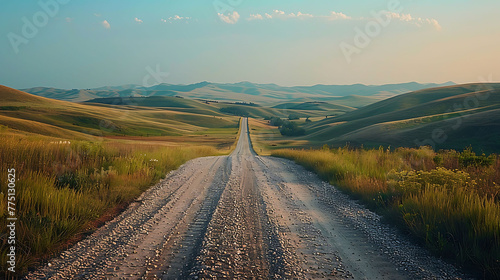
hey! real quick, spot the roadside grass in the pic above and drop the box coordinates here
[272,146,500,279]
[0,133,220,277]
[248,118,308,155]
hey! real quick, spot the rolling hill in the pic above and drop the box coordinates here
[21,81,455,107]
[86,96,354,119]
[0,85,240,140]
[7,82,499,153]
[272,101,355,111]
[299,83,500,153]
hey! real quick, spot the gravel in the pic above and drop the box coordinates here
[25,118,473,280]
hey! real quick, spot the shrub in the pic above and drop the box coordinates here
[279,121,305,136]
[269,117,284,127]
[220,106,249,117]
[459,147,495,167]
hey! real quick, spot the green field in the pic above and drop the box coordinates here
[270,147,500,279]
[0,86,243,276]
[3,82,500,278]
[259,83,500,154]
[245,83,500,279]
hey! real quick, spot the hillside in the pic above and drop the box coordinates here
[21,81,455,107]
[87,96,352,119]
[299,83,500,153]
[272,101,355,111]
[0,85,239,140]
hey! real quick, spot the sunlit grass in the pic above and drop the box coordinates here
[273,146,500,278]
[0,134,218,276]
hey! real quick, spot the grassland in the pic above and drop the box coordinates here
[247,114,500,278]
[0,85,240,139]
[271,147,500,278]
[0,133,222,276]
[88,96,351,120]
[0,86,242,277]
[248,118,309,155]
[23,81,453,107]
[4,81,500,277]
[300,83,500,154]
[271,101,355,112]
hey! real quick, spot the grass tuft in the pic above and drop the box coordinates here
[273,146,500,279]
[0,134,218,277]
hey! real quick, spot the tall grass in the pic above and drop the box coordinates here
[0,134,218,277]
[273,146,500,279]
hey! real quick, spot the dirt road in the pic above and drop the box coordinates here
[27,118,470,279]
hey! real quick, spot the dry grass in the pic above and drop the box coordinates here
[248,118,308,155]
[0,133,219,277]
[273,146,500,279]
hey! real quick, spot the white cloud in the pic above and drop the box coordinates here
[327,11,352,20]
[218,11,240,24]
[426,18,442,31]
[273,10,285,16]
[296,12,314,19]
[102,20,110,29]
[135,17,143,24]
[251,10,326,20]
[267,10,285,19]
[65,17,73,23]
[247,14,263,21]
[385,12,441,30]
[242,10,440,31]
[94,13,101,17]
[162,15,191,23]
[170,15,190,21]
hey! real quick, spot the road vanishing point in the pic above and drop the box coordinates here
[27,118,470,280]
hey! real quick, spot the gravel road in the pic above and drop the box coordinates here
[26,118,472,280]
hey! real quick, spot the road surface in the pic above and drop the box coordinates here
[27,118,470,279]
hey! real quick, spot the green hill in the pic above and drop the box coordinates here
[86,96,225,116]
[300,83,500,153]
[0,85,239,139]
[87,96,343,119]
[272,101,355,112]
[22,81,455,106]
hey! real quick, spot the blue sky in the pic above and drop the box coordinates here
[1,0,499,89]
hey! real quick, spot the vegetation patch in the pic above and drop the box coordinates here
[0,106,28,111]
[0,134,220,276]
[272,146,500,278]
[266,117,306,136]
[220,106,250,117]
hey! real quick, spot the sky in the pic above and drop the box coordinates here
[1,0,499,89]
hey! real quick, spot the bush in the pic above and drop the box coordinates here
[269,117,284,127]
[459,147,495,167]
[279,121,305,136]
[220,106,249,117]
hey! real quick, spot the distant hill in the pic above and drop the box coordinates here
[301,83,500,153]
[21,81,455,107]
[0,85,239,139]
[272,101,355,112]
[86,96,353,119]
